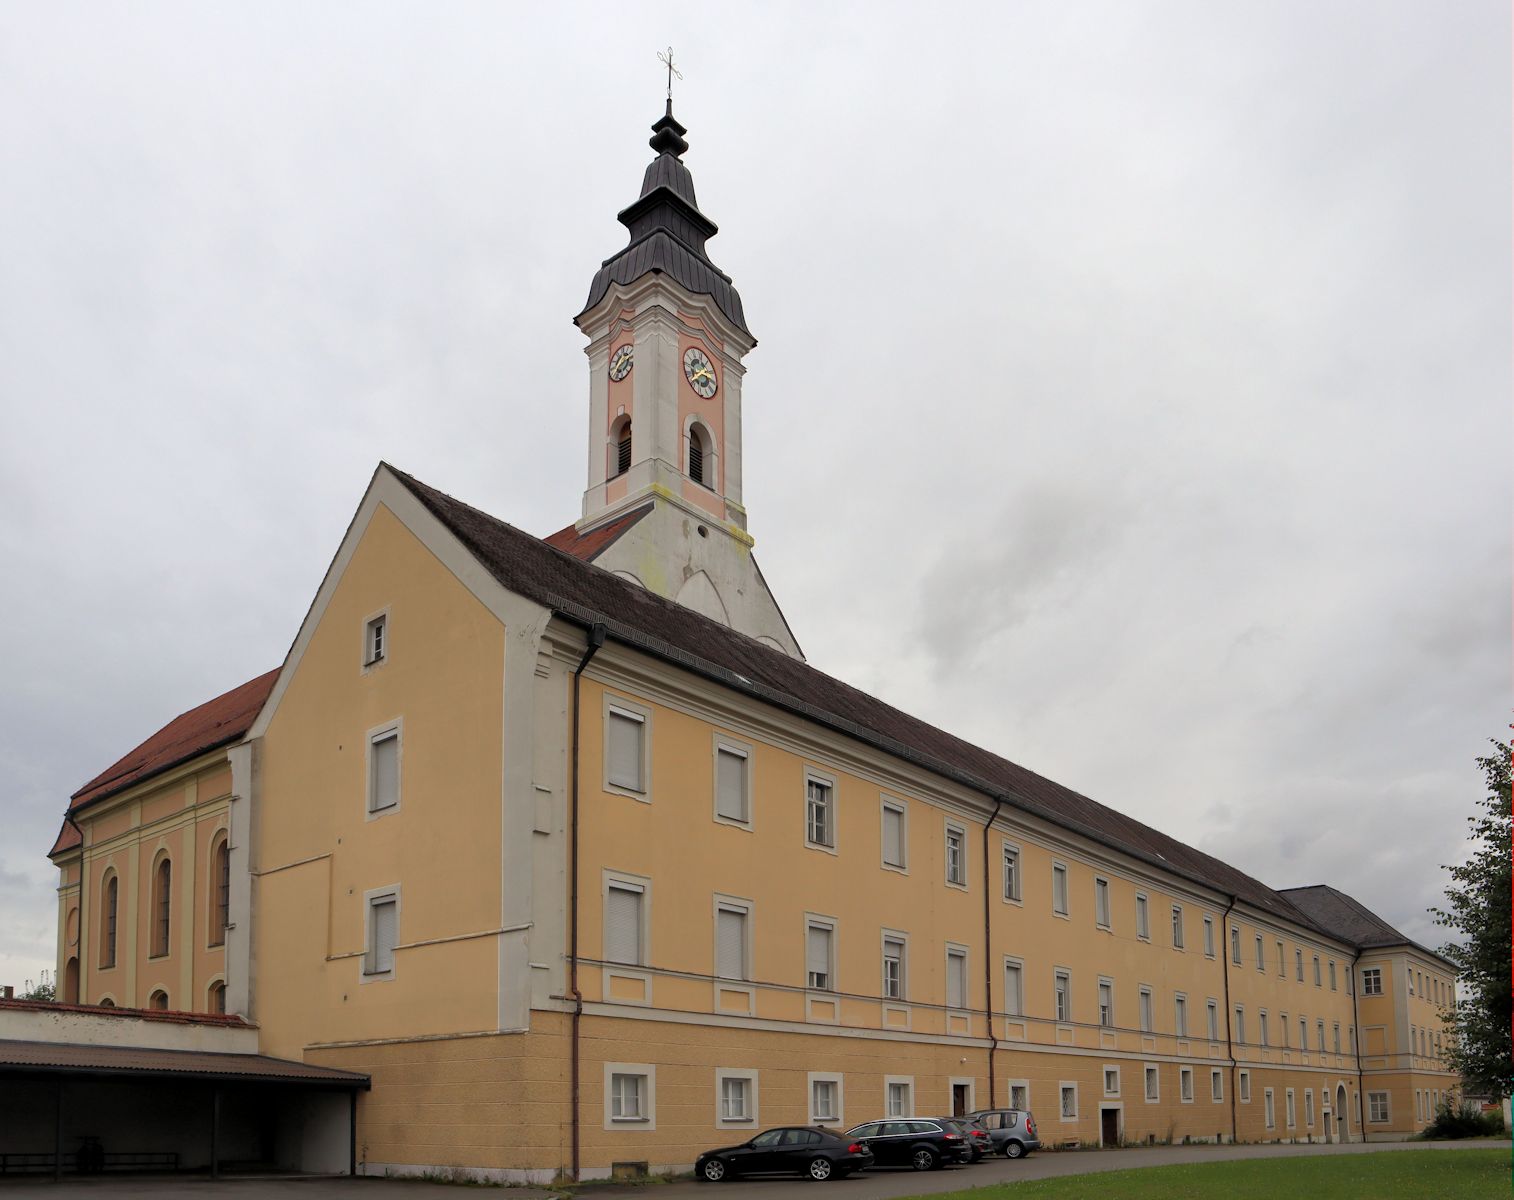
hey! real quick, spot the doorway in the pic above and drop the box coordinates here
[952,1084,970,1117]
[1323,1108,1333,1142]
[1336,1085,1348,1142]
[1100,1106,1121,1147]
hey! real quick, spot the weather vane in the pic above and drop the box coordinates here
[658,46,683,102]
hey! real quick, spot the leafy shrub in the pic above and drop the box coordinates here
[1424,1097,1503,1139]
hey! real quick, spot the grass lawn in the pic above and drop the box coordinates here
[900,1149,1512,1199]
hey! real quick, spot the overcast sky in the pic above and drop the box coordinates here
[1,2,1507,991]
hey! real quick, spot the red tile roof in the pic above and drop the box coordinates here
[51,669,280,854]
[543,504,652,563]
[47,821,80,857]
[0,997,249,1027]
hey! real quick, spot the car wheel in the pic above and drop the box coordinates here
[1004,1140,1025,1159]
[700,1158,727,1182]
[911,1147,939,1171]
[807,1157,833,1181]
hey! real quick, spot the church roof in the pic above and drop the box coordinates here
[544,503,653,563]
[578,106,751,337]
[388,464,1354,945]
[48,668,280,857]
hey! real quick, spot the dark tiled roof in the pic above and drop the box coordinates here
[0,1038,367,1088]
[579,106,750,336]
[1277,884,1453,968]
[63,669,279,821]
[390,465,1339,940]
[0,997,248,1027]
[543,504,653,563]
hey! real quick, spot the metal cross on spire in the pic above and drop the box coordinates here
[657,46,683,102]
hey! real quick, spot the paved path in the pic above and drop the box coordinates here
[3,1140,1505,1199]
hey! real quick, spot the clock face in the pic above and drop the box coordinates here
[683,347,718,399]
[608,344,634,382]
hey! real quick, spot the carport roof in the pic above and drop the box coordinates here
[0,1039,369,1089]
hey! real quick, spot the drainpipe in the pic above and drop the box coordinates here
[980,797,1004,1107]
[1349,947,1365,1142]
[568,622,606,1184]
[1221,895,1238,1144]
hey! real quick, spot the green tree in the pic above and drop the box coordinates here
[1432,737,1513,1098]
[19,969,55,1002]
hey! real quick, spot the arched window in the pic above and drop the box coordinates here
[151,856,172,957]
[98,997,115,1008]
[209,835,230,947]
[688,424,712,488]
[63,957,79,1005]
[148,989,169,1011]
[208,981,226,1015]
[101,873,118,968]
[614,420,633,477]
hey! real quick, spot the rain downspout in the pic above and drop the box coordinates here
[1221,895,1239,1144]
[568,622,606,1183]
[981,797,1005,1106]
[1349,947,1365,1141]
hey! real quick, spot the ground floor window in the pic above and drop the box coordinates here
[1367,1091,1388,1123]
[809,1074,842,1125]
[603,1062,655,1129]
[1264,1088,1275,1129]
[1305,1088,1315,1126]
[1009,1082,1029,1110]
[715,1069,757,1126]
[886,1078,913,1118]
[612,1073,646,1120]
[1211,1069,1223,1102]
[1286,1088,1296,1128]
[1239,1070,1251,1102]
[1059,1083,1078,1119]
[1180,1067,1194,1102]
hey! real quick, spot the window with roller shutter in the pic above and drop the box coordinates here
[881,800,906,869]
[946,947,968,1010]
[806,920,834,990]
[365,891,399,977]
[607,708,645,793]
[716,903,748,980]
[605,882,645,966]
[715,745,748,823]
[368,724,401,815]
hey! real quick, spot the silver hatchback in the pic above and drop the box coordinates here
[966,1108,1040,1158]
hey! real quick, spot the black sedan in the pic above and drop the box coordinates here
[696,1126,873,1182]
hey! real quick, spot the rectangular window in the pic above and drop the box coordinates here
[1316,1020,1325,1052]
[947,947,969,1010]
[1180,1067,1194,1102]
[1264,1088,1275,1129]
[1144,1066,1159,1101]
[610,1072,646,1120]
[1172,904,1185,949]
[1054,970,1070,1023]
[1211,1069,1223,1101]
[806,920,834,990]
[1296,948,1304,980]
[1207,999,1219,1041]
[1002,843,1021,901]
[365,893,398,976]
[1368,1092,1388,1123]
[945,824,966,886]
[1332,1023,1341,1054]
[882,935,906,1000]
[605,881,645,965]
[886,1080,912,1118]
[364,614,386,665]
[811,1078,839,1123]
[1052,863,1068,915]
[1286,1088,1296,1127]
[1139,987,1154,1032]
[1281,1011,1290,1047]
[1312,955,1321,986]
[715,903,749,981]
[1276,940,1285,975]
[1203,914,1215,957]
[716,746,749,823]
[1239,1070,1251,1102]
[1103,1067,1119,1096]
[368,728,400,814]
[1305,1088,1315,1126]
[1010,1083,1029,1110]
[1254,934,1264,971]
[1004,960,1024,1016]
[1299,1016,1307,1050]
[806,778,834,848]
[881,801,906,868]
[1234,1006,1246,1045]
[1231,926,1241,964]
[1060,1084,1077,1119]
[1174,994,1188,1037]
[1098,979,1114,1027]
[1329,960,1337,991]
[719,1075,751,1121]
[1408,973,1414,995]
[1095,877,1111,928]
[607,708,646,793]
[1135,893,1150,940]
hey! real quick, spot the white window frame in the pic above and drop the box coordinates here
[713,895,752,982]
[1285,1087,1296,1128]
[944,821,967,888]
[361,608,389,670]
[880,797,908,871]
[1329,960,1337,991]
[1058,1081,1079,1121]
[1312,955,1321,986]
[1255,933,1264,971]
[1362,967,1382,995]
[805,914,837,991]
[604,695,652,801]
[1135,892,1150,940]
[884,1075,914,1118]
[1305,1087,1315,1126]
[1094,876,1111,929]
[1051,861,1069,916]
[1264,1087,1275,1129]
[1234,1005,1246,1045]
[1001,840,1022,903]
[1239,1069,1251,1102]
[603,1062,656,1129]
[1180,1067,1194,1104]
[881,929,908,1001]
[365,719,403,819]
[603,870,651,969]
[1367,1091,1389,1123]
[1098,977,1115,1027]
[1203,914,1215,958]
[712,734,753,829]
[1259,1009,1269,1047]
[361,884,401,982]
[1054,968,1071,1024]
[1174,992,1188,1038]
[804,768,838,852]
[1277,939,1286,976]
[945,943,970,1012]
[1004,957,1025,1018]
[808,1072,844,1126]
[1103,1065,1120,1097]
[1231,925,1241,964]
[1138,985,1154,1033]
[1008,1080,1030,1111]
[1143,1064,1159,1103]
[714,1067,759,1128]
[1210,1068,1224,1103]
[1206,998,1219,1041]
[1281,1010,1290,1048]
[1171,904,1185,949]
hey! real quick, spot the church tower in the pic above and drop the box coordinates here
[569,104,802,659]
